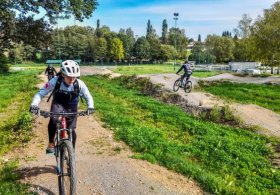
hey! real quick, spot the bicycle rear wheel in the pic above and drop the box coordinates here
[58,140,76,195]
[184,81,192,93]
[173,79,180,92]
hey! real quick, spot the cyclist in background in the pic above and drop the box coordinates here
[45,64,57,81]
[176,60,192,83]
[30,60,94,154]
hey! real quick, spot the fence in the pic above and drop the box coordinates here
[193,64,230,72]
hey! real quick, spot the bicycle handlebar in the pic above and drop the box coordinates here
[39,110,92,118]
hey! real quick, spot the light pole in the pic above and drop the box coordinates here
[173,13,179,70]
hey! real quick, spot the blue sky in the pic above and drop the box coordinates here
[59,0,278,41]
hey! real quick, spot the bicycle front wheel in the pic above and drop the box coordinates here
[173,79,180,92]
[58,140,76,195]
[184,81,192,93]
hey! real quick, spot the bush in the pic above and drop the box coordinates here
[0,53,10,73]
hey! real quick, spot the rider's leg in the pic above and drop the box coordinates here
[46,102,64,153]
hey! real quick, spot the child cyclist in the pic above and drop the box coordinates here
[30,60,94,154]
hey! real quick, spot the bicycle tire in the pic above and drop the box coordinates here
[184,81,192,93]
[173,79,180,92]
[58,140,76,195]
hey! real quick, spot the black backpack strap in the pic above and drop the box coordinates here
[73,79,84,103]
[47,76,63,102]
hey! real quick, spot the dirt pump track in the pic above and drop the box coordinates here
[6,66,280,195]
[12,69,203,195]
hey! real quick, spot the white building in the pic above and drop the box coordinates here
[229,62,259,71]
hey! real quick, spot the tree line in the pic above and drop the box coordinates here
[1,1,280,72]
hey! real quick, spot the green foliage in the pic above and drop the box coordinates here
[83,75,280,194]
[0,69,39,193]
[205,35,235,63]
[200,81,280,114]
[0,161,31,195]
[199,104,241,126]
[113,64,175,75]
[0,71,39,111]
[0,53,10,73]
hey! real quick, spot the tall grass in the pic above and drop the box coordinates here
[200,81,280,114]
[0,70,40,194]
[83,75,280,194]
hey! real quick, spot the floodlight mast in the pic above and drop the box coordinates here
[173,13,179,70]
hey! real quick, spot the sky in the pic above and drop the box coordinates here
[59,0,279,41]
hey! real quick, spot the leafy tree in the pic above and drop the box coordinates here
[161,19,168,44]
[168,27,188,60]
[133,36,150,62]
[14,15,52,52]
[234,14,252,38]
[0,0,98,51]
[146,20,157,40]
[233,38,255,61]
[205,35,235,63]
[118,28,135,63]
[251,2,280,73]
[0,53,9,73]
[198,34,201,42]
[109,38,124,62]
[148,37,162,62]
[160,44,176,62]
[95,37,107,62]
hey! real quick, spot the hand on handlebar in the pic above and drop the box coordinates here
[30,105,40,115]
[87,108,95,115]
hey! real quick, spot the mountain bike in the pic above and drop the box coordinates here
[39,110,91,195]
[173,75,192,93]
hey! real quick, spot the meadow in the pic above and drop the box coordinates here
[200,81,280,114]
[83,75,280,194]
[112,64,222,77]
[0,70,41,194]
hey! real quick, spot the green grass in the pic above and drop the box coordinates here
[82,75,280,194]
[112,64,177,75]
[0,70,40,194]
[0,71,40,112]
[0,161,32,195]
[200,81,280,114]
[192,71,222,78]
[112,64,222,78]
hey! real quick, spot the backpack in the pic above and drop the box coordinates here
[47,76,81,102]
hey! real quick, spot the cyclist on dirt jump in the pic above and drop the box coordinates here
[45,64,58,81]
[176,60,192,83]
[30,60,94,154]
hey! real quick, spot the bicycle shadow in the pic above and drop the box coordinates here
[18,165,57,194]
[18,165,56,178]
[29,184,56,195]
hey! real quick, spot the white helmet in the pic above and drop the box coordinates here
[61,60,80,77]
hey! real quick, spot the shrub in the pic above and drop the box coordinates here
[0,53,10,73]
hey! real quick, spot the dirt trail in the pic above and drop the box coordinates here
[144,73,280,137]
[9,70,203,195]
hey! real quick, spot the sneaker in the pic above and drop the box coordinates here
[46,143,55,154]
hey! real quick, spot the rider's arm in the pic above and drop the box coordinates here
[31,77,58,106]
[53,67,58,74]
[78,79,94,109]
[176,65,183,74]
